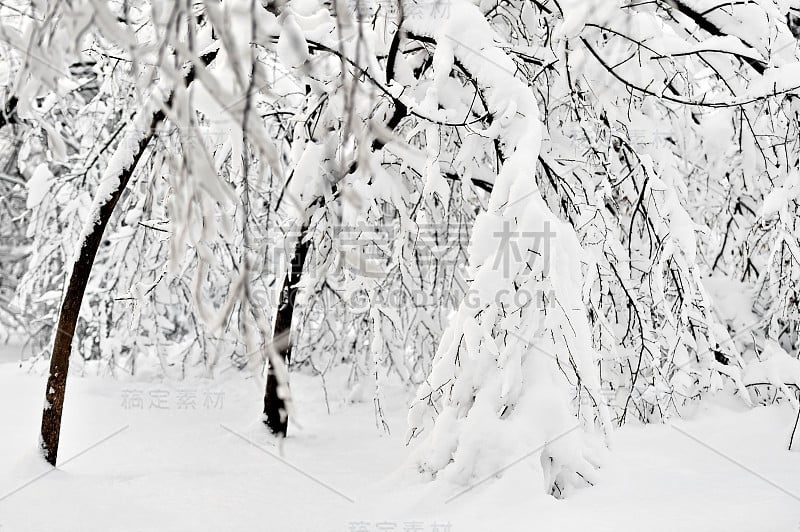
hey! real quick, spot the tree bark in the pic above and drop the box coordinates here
[0,96,18,129]
[40,118,160,465]
[40,48,217,465]
[263,223,311,437]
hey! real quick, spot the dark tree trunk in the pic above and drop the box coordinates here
[39,49,217,465]
[40,120,159,465]
[0,95,18,129]
[263,224,311,437]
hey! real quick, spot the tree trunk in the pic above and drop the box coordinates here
[40,120,159,465]
[263,223,311,437]
[40,49,217,465]
[0,95,18,129]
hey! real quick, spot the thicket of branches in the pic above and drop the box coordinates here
[1,0,800,492]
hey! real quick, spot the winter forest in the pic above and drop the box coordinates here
[1,0,800,529]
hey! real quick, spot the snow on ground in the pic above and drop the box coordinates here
[1,343,800,532]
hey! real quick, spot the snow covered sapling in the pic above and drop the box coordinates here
[39,36,219,464]
[403,0,611,497]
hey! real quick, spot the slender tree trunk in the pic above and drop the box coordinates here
[0,96,18,129]
[40,49,217,465]
[263,223,311,437]
[40,120,160,465]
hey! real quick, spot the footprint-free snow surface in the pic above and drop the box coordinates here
[1,344,799,532]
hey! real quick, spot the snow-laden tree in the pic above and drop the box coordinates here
[0,119,28,341]
[399,0,800,491]
[4,0,800,491]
